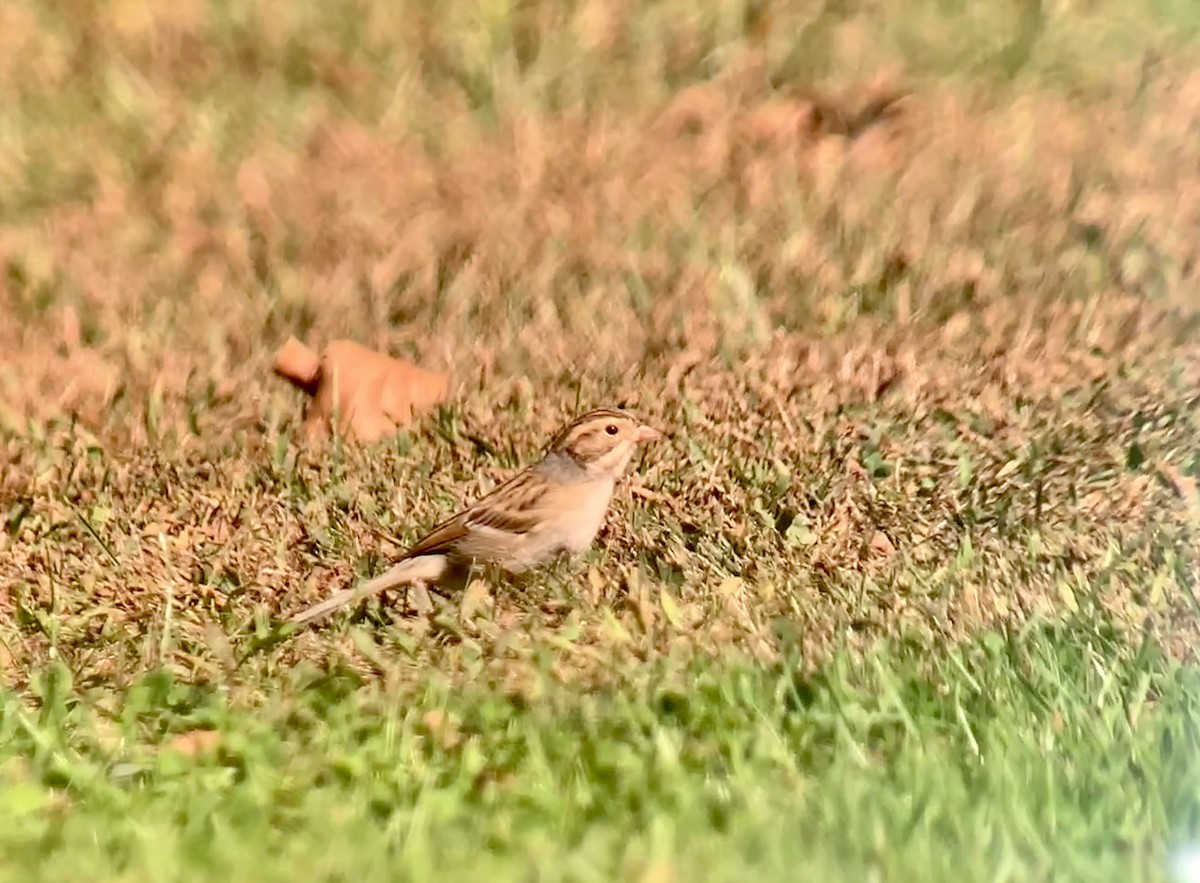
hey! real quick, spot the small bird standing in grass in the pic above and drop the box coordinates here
[290,408,663,626]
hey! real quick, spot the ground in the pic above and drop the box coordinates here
[1,1,1199,881]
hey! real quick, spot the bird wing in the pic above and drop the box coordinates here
[401,468,549,560]
[398,512,471,559]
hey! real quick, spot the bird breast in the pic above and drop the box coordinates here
[553,476,616,554]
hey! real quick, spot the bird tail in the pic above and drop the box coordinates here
[289,555,447,626]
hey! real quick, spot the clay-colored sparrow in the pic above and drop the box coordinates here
[290,408,662,625]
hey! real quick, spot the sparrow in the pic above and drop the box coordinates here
[289,408,663,625]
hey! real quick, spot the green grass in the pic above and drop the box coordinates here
[3,615,1198,882]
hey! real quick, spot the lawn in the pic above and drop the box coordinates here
[2,1,1199,880]
[3,620,1198,882]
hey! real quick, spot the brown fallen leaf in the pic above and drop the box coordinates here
[420,709,461,749]
[628,483,672,506]
[867,530,897,561]
[273,336,450,443]
[1156,459,1200,516]
[164,730,221,757]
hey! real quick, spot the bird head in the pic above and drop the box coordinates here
[549,408,662,478]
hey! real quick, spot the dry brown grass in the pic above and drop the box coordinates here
[1,1,1197,689]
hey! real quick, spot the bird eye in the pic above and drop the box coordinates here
[605,424,619,436]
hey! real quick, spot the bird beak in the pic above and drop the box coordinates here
[634,424,663,443]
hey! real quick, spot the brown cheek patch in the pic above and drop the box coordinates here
[568,429,615,461]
